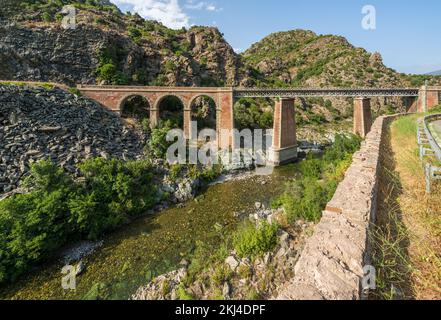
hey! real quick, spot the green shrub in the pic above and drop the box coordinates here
[177,284,194,300]
[42,12,52,22]
[234,98,274,130]
[148,120,177,159]
[233,221,279,258]
[71,158,156,239]
[0,161,74,283]
[211,265,233,287]
[299,154,322,179]
[0,158,157,284]
[323,134,361,163]
[201,164,223,183]
[128,26,142,42]
[68,88,82,96]
[140,118,151,134]
[272,134,361,223]
[97,63,117,82]
[272,177,335,222]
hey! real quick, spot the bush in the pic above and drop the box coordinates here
[148,120,178,159]
[272,177,335,222]
[233,221,279,258]
[272,134,361,223]
[0,158,157,284]
[323,134,361,163]
[128,26,142,42]
[234,98,274,130]
[0,161,75,283]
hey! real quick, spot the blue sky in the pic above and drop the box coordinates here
[110,0,441,74]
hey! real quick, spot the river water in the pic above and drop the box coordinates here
[0,165,298,300]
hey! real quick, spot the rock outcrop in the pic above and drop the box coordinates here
[0,1,244,87]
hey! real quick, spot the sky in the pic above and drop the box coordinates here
[110,0,441,74]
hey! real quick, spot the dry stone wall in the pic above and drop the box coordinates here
[276,115,396,300]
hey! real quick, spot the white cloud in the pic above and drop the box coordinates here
[111,0,190,29]
[184,0,222,12]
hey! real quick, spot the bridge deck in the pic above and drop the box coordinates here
[77,85,419,98]
[234,87,419,98]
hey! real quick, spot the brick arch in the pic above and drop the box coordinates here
[188,94,219,141]
[188,93,219,111]
[153,93,187,111]
[118,93,152,113]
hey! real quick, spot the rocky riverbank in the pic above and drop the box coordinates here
[131,204,314,300]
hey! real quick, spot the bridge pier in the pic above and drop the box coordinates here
[269,98,297,165]
[150,108,159,128]
[353,97,372,138]
[418,86,440,112]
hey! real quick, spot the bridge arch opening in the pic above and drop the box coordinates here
[120,95,150,121]
[190,95,217,137]
[233,98,275,149]
[157,95,185,128]
[233,98,274,131]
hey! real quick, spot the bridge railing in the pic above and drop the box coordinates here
[418,113,441,193]
[233,87,419,98]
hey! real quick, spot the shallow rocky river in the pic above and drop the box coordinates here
[0,165,298,300]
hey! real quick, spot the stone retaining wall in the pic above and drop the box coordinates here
[276,115,396,300]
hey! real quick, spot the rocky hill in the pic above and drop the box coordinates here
[242,29,407,88]
[0,0,244,87]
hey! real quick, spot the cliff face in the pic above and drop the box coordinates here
[0,0,244,86]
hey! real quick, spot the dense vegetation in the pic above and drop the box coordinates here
[0,158,157,284]
[234,98,274,130]
[272,134,362,222]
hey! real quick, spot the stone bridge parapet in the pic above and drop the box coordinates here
[275,115,398,300]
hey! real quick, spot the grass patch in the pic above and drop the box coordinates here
[371,111,441,299]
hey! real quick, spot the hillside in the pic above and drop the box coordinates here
[428,70,441,76]
[0,0,245,87]
[242,30,408,88]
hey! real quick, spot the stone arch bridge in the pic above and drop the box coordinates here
[78,85,440,165]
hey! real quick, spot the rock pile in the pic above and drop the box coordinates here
[0,85,145,194]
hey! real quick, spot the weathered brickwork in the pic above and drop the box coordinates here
[276,115,396,300]
[417,86,441,112]
[78,86,234,144]
[353,97,372,138]
[270,98,297,165]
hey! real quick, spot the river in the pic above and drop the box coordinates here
[0,165,298,300]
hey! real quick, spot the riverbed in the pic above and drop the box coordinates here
[0,165,298,300]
